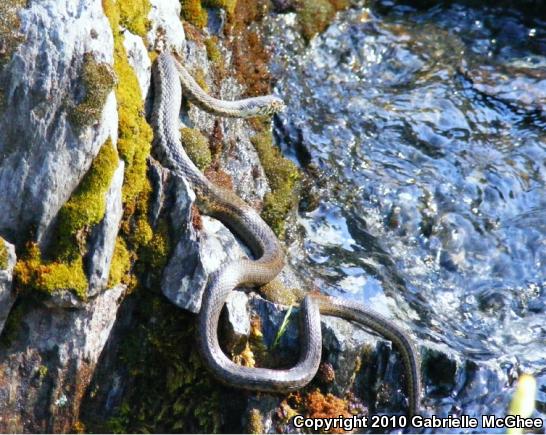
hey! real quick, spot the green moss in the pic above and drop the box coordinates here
[107,237,131,287]
[38,365,48,379]
[247,408,264,434]
[56,139,119,261]
[0,237,8,270]
[180,0,208,29]
[70,53,116,130]
[204,36,225,74]
[296,0,336,41]
[202,0,237,16]
[14,243,88,298]
[0,0,26,68]
[86,293,223,433]
[193,67,209,94]
[117,0,151,36]
[103,0,154,272]
[180,127,212,171]
[13,139,118,299]
[251,131,300,237]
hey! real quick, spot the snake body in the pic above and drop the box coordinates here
[151,52,421,416]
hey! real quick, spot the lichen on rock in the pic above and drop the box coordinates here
[0,0,26,68]
[69,53,117,130]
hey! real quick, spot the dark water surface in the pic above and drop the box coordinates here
[265,1,545,430]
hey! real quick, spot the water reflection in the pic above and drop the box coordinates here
[266,0,545,423]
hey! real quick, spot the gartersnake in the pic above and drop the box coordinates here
[151,52,421,416]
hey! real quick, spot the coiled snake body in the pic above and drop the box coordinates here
[151,52,421,416]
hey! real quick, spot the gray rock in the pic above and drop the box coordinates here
[224,291,251,351]
[0,284,125,433]
[147,0,186,54]
[87,160,124,296]
[162,204,249,312]
[123,30,151,98]
[0,238,16,335]
[0,0,117,245]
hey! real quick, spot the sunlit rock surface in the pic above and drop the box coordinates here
[0,239,16,334]
[0,0,116,245]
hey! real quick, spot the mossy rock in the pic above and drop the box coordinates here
[202,0,238,16]
[0,237,8,270]
[180,0,208,29]
[117,0,151,36]
[70,53,117,130]
[251,131,300,237]
[0,0,26,68]
[55,139,119,261]
[296,0,336,41]
[14,243,88,299]
[181,127,212,171]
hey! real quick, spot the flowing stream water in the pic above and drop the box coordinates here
[264,1,545,430]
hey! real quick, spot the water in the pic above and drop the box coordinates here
[264,1,546,428]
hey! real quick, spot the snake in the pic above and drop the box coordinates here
[151,52,422,416]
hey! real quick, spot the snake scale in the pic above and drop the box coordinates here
[151,52,421,416]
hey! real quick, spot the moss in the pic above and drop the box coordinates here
[69,53,116,130]
[0,237,8,270]
[13,138,118,299]
[137,219,171,287]
[193,67,209,94]
[55,139,119,261]
[247,408,264,434]
[0,298,26,346]
[117,0,151,36]
[180,0,208,29]
[180,127,212,171]
[260,278,298,306]
[295,0,336,41]
[103,0,155,287]
[202,0,237,17]
[87,293,224,433]
[107,237,131,287]
[14,243,88,298]
[0,0,26,68]
[204,36,225,75]
[38,365,48,379]
[251,131,300,237]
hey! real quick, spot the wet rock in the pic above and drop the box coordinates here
[462,60,546,114]
[0,284,125,433]
[86,160,125,296]
[0,0,116,245]
[0,239,16,334]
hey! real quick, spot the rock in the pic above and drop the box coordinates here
[462,60,546,115]
[123,30,151,98]
[86,160,124,296]
[0,0,117,245]
[0,284,125,433]
[162,200,250,312]
[224,291,251,351]
[147,0,186,54]
[0,238,16,334]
